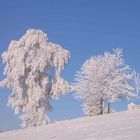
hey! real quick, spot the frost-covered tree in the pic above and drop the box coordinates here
[83,101,102,116]
[0,29,70,127]
[74,48,139,116]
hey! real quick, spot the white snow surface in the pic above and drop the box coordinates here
[0,110,140,140]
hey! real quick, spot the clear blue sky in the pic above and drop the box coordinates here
[0,0,140,131]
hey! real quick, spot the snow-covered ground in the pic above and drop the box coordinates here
[0,110,140,140]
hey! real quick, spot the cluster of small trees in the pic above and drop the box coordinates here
[0,29,140,127]
[74,48,140,116]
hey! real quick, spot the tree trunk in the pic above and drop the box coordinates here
[100,98,103,115]
[108,102,110,113]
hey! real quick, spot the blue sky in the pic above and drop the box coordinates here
[0,0,140,131]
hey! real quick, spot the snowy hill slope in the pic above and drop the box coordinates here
[0,110,140,140]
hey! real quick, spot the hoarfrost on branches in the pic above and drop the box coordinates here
[0,29,71,127]
[74,48,140,116]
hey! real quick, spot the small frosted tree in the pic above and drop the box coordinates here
[0,29,70,127]
[83,101,102,116]
[74,48,139,116]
